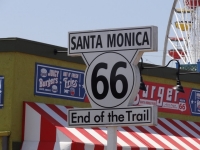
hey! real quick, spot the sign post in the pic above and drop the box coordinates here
[68,26,158,150]
[107,126,117,150]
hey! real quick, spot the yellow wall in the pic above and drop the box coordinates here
[0,53,15,132]
[11,52,91,142]
[0,137,2,150]
[143,74,200,89]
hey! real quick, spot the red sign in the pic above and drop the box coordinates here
[133,81,199,116]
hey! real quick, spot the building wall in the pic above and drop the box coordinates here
[0,50,200,149]
[0,53,15,133]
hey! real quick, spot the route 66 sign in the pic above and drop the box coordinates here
[68,26,158,108]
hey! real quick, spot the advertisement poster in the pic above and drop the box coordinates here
[34,63,86,102]
[132,81,200,117]
[0,76,4,109]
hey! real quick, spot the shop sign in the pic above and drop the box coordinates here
[188,90,200,116]
[0,76,4,109]
[133,81,200,117]
[34,63,86,101]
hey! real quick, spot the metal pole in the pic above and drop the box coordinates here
[107,126,117,150]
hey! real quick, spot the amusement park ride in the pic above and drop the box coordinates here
[163,0,200,71]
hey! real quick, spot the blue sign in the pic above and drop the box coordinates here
[34,63,86,102]
[0,76,4,109]
[189,89,200,116]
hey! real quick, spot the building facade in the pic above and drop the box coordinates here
[0,38,199,150]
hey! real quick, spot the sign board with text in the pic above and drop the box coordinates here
[67,26,158,129]
[68,26,158,109]
[34,63,86,101]
[68,105,157,127]
[68,26,158,55]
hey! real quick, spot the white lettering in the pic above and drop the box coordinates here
[39,78,58,87]
[63,78,78,88]
[157,87,164,106]
[166,88,173,101]
[48,70,59,77]
[174,91,179,102]
[151,86,156,98]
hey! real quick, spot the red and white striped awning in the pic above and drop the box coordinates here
[22,102,200,150]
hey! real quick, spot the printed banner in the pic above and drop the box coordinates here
[132,81,200,117]
[0,76,4,109]
[34,63,86,102]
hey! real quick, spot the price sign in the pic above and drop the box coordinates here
[68,26,158,109]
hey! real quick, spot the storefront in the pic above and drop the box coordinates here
[22,102,199,150]
[0,38,199,150]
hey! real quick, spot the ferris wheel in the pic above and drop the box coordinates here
[163,0,200,68]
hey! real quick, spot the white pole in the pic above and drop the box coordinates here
[107,126,117,150]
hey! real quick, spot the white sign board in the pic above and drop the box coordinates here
[68,26,158,109]
[85,53,138,108]
[68,26,158,54]
[68,105,157,127]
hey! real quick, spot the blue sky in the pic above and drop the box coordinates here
[0,0,173,65]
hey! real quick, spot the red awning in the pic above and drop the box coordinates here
[22,102,200,150]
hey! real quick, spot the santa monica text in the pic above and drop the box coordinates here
[68,26,157,54]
